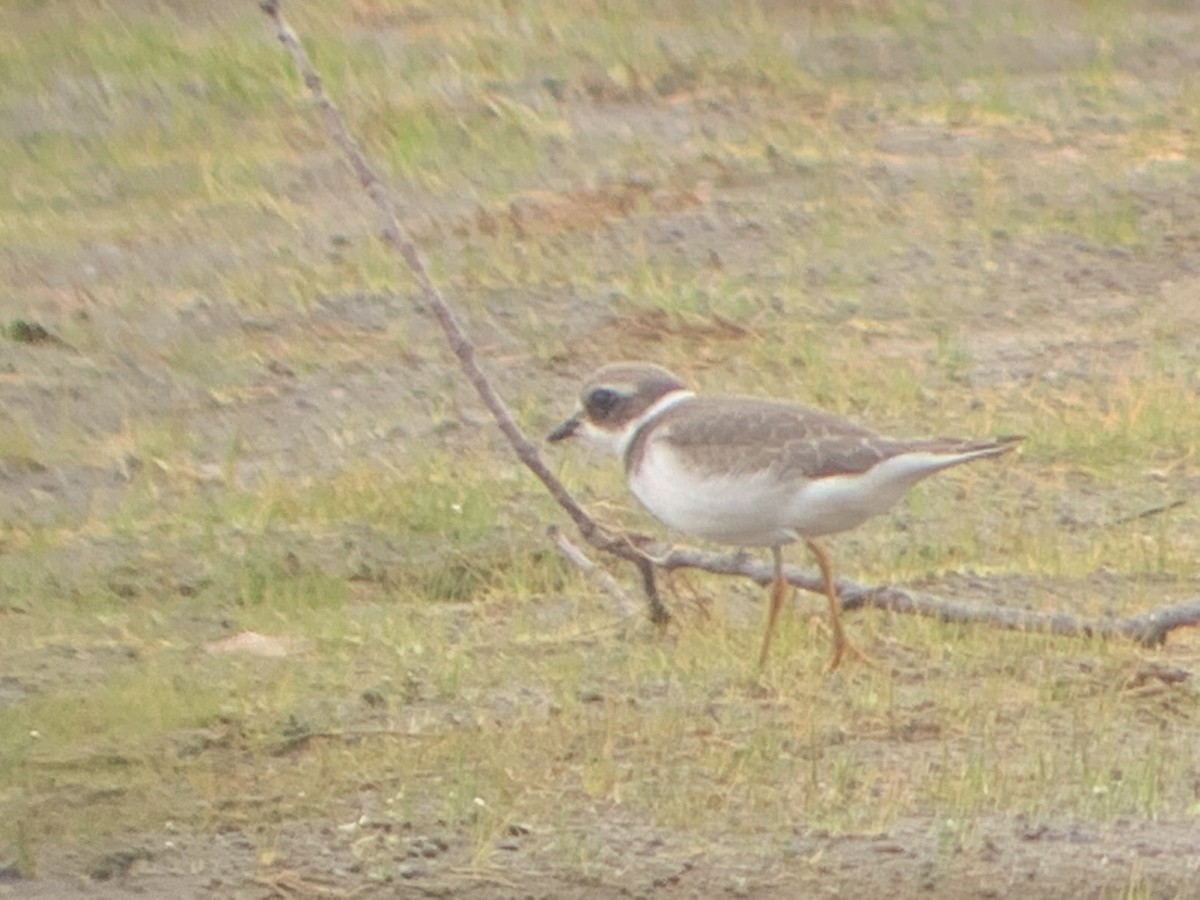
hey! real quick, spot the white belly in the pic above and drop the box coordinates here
[627,444,799,546]
[628,444,947,546]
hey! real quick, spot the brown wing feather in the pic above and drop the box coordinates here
[635,397,1020,481]
[640,396,906,479]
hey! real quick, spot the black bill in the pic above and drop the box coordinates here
[547,413,581,442]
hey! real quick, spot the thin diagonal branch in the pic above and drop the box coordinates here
[259,0,1200,649]
[258,1,587,539]
[549,526,639,620]
[258,0,671,622]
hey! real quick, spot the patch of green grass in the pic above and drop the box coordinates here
[358,95,547,190]
[0,414,41,464]
[1026,368,1200,473]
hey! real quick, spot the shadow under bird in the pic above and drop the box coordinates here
[548,362,1021,670]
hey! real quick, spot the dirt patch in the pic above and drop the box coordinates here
[9,810,1199,899]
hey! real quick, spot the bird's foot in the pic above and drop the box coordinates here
[825,632,876,673]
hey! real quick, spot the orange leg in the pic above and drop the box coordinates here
[759,542,871,670]
[757,545,787,667]
[805,539,871,672]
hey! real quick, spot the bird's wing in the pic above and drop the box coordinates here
[649,396,906,480]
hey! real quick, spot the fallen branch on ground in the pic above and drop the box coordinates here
[652,544,1200,648]
[548,525,640,620]
[259,0,1200,650]
[550,529,1200,647]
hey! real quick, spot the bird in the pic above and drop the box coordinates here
[548,362,1021,670]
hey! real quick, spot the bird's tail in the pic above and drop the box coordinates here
[922,433,1024,467]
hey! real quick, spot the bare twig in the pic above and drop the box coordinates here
[633,544,1199,647]
[259,1,1200,649]
[1105,499,1186,528]
[549,526,640,620]
[258,0,669,624]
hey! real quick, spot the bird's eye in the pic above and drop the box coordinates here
[585,387,621,419]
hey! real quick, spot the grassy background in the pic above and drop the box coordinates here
[1,0,1198,893]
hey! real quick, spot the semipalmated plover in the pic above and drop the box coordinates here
[549,362,1020,670]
